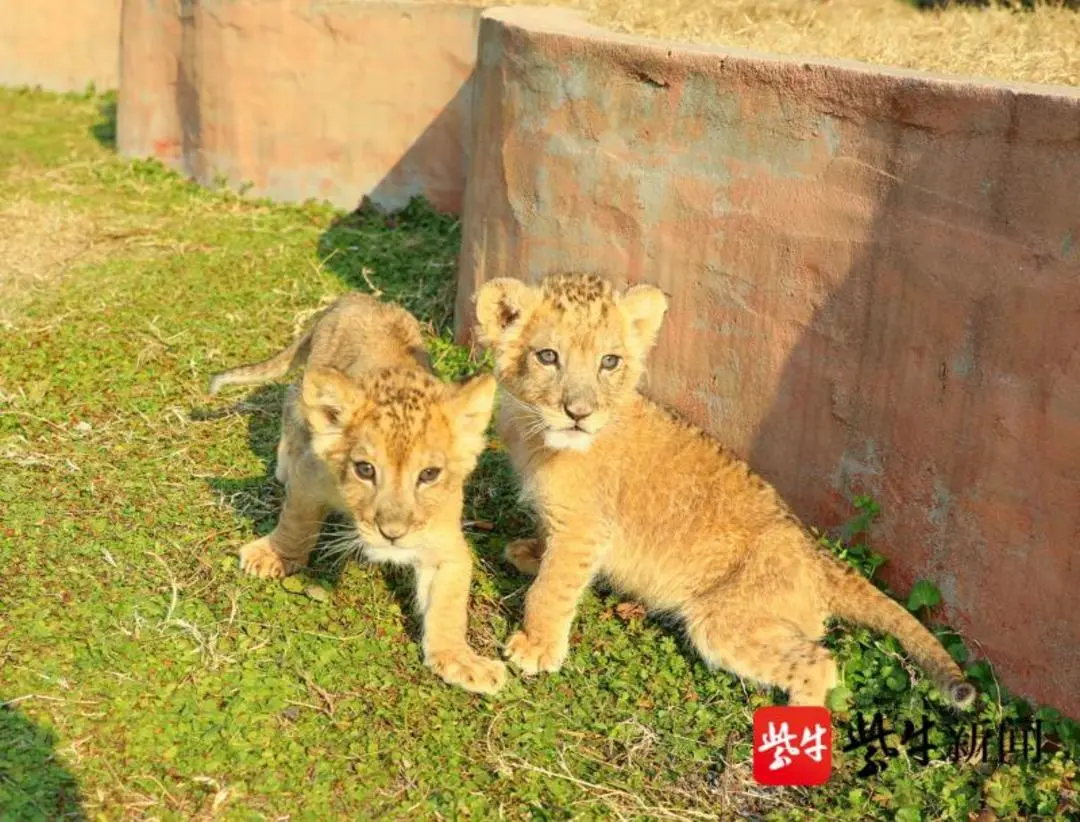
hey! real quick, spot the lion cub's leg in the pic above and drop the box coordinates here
[685,599,838,706]
[503,533,605,675]
[414,536,506,695]
[504,537,544,576]
[274,388,303,484]
[239,482,326,579]
[273,435,291,484]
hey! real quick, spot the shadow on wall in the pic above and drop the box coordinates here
[745,119,1080,712]
[151,43,473,215]
[354,71,476,217]
[0,704,84,819]
[175,1,200,182]
[301,70,475,305]
[747,138,945,539]
[114,1,479,213]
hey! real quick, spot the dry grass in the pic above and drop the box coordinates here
[0,196,169,329]
[468,0,1080,87]
[0,199,101,327]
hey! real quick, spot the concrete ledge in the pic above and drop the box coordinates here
[117,0,481,212]
[456,6,1080,715]
[0,0,121,92]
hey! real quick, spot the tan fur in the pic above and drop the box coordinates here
[475,273,975,709]
[211,293,505,695]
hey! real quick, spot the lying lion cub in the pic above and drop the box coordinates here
[474,273,974,709]
[209,293,506,694]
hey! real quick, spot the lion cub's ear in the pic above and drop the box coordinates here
[443,373,497,457]
[618,284,668,354]
[474,278,539,346]
[301,368,358,436]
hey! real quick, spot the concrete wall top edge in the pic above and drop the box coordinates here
[309,1,482,9]
[482,5,1080,101]
[187,0,485,22]
[204,0,484,16]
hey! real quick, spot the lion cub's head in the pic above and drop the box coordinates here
[300,367,495,553]
[474,273,667,451]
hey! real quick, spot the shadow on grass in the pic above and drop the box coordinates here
[0,705,84,820]
[191,385,353,591]
[316,197,460,335]
[191,384,286,536]
[88,95,116,150]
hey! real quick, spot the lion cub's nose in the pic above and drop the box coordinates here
[563,401,593,422]
[376,520,409,543]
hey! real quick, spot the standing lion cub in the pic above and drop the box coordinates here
[474,273,975,709]
[209,293,506,694]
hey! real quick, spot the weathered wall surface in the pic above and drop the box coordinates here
[117,0,480,212]
[457,7,1080,716]
[0,0,121,92]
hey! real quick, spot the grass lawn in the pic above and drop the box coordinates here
[1,88,1077,820]
[474,0,1080,87]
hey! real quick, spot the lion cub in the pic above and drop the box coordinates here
[474,273,975,708]
[209,293,505,694]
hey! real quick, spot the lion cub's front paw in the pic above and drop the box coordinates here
[427,649,507,695]
[504,538,544,576]
[503,630,567,675]
[239,538,302,579]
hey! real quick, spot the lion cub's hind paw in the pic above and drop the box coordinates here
[504,538,544,576]
[428,649,507,695]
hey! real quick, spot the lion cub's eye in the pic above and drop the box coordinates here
[418,467,441,485]
[354,461,376,481]
[535,349,559,367]
[600,354,621,371]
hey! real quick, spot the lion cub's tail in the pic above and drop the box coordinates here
[824,562,976,710]
[208,326,316,396]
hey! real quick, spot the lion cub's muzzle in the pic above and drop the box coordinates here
[373,513,413,545]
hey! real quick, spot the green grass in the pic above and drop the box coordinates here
[0,87,1076,820]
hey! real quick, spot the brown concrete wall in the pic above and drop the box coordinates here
[117,0,481,212]
[456,7,1080,716]
[0,0,121,92]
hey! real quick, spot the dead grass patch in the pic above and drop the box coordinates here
[453,0,1080,87]
[0,199,104,326]
[0,197,170,328]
